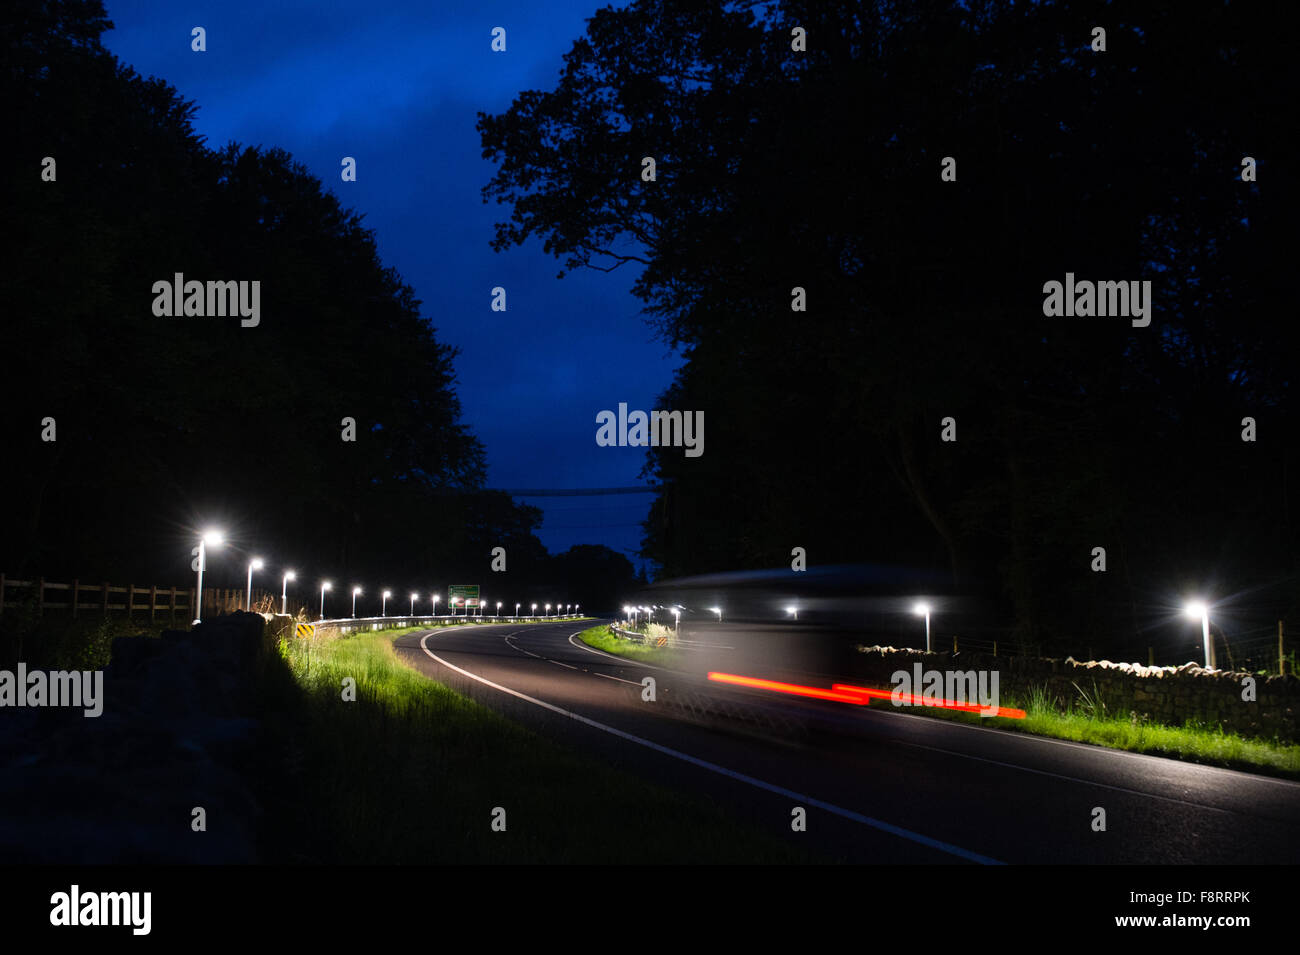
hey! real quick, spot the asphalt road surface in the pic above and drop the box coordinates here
[393,619,1300,864]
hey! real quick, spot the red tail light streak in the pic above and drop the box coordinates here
[704,672,1026,718]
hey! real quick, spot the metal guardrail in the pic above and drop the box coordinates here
[299,613,583,634]
[607,624,733,650]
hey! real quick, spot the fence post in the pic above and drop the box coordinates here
[72,578,79,618]
[170,586,178,619]
[101,581,109,615]
[38,577,45,616]
[150,585,157,621]
[126,584,134,618]
[993,640,997,658]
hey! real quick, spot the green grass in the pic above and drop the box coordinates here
[0,608,180,671]
[257,622,821,863]
[576,623,683,667]
[858,680,1300,780]
[577,621,1300,779]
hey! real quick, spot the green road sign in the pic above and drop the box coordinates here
[449,584,480,608]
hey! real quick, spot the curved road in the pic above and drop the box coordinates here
[393,619,1300,864]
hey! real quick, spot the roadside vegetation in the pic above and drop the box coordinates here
[576,623,683,666]
[579,623,1300,779]
[0,591,178,670]
[257,623,820,863]
[864,681,1300,780]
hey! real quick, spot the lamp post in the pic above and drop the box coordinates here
[382,590,391,616]
[913,602,932,652]
[245,557,264,611]
[1185,600,1215,669]
[515,602,521,619]
[319,581,332,620]
[431,593,440,617]
[531,602,537,620]
[673,607,680,637]
[352,586,362,617]
[193,529,223,625]
[709,606,722,622]
[410,592,419,616]
[281,570,295,615]
[497,601,503,619]
[545,603,551,618]
[786,604,798,621]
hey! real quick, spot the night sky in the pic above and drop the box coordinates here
[101,0,674,567]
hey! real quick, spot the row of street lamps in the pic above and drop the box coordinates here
[191,529,578,625]
[623,598,1224,669]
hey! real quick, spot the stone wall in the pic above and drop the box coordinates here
[0,611,292,862]
[853,645,1298,742]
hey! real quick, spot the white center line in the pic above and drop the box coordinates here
[419,631,1003,865]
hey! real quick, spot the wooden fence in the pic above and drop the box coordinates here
[0,574,196,619]
[0,575,284,621]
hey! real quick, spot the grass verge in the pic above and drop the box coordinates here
[864,682,1300,780]
[576,623,682,667]
[576,624,1300,778]
[257,623,821,863]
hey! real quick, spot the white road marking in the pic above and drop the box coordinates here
[567,632,669,671]
[893,740,1239,815]
[592,671,641,685]
[418,631,1003,865]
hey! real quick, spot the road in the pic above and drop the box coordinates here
[393,619,1300,864]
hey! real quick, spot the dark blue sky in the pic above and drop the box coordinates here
[102,0,677,570]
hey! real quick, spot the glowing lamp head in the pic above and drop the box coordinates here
[285,571,296,582]
[201,529,223,546]
[410,592,419,600]
[1184,601,1208,620]
[322,581,332,591]
[353,586,362,595]
[383,590,392,598]
[250,558,264,571]
[913,602,931,616]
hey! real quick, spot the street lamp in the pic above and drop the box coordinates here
[245,557,264,611]
[320,581,332,620]
[382,590,391,616]
[1184,600,1215,669]
[913,602,932,652]
[545,603,552,618]
[497,601,503,618]
[282,570,296,615]
[531,602,537,619]
[410,592,419,616]
[352,586,362,617]
[515,602,521,619]
[709,606,722,621]
[785,604,798,621]
[431,593,440,617]
[673,606,681,637]
[193,529,223,625]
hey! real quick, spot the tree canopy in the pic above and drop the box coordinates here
[479,0,1295,653]
[1,0,549,593]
